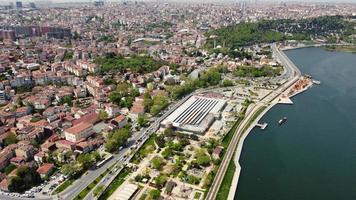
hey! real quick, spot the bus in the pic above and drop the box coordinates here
[96,154,113,168]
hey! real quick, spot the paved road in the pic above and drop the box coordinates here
[76,93,195,200]
[205,43,302,200]
[0,43,303,200]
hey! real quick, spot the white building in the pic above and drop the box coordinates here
[64,122,94,142]
[161,95,226,134]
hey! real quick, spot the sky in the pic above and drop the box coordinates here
[2,0,356,3]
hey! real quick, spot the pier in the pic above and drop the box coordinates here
[256,123,268,130]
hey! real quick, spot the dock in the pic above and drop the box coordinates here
[256,123,268,130]
[277,97,294,105]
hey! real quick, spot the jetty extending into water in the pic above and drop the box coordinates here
[256,122,268,130]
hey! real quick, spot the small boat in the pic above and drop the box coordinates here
[278,117,287,125]
[312,80,321,85]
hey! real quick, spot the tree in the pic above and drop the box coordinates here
[149,189,161,200]
[137,114,148,127]
[61,163,82,178]
[154,174,168,189]
[77,153,95,169]
[94,54,166,74]
[163,128,174,137]
[59,95,73,106]
[154,135,166,148]
[150,95,169,116]
[8,166,41,193]
[98,110,109,121]
[143,92,153,112]
[91,151,101,162]
[108,91,122,105]
[151,156,164,170]
[161,148,173,159]
[3,164,16,175]
[93,185,104,197]
[105,127,132,153]
[222,79,234,87]
[195,149,211,167]
[3,133,18,147]
[203,171,215,189]
[63,51,73,60]
[187,175,200,185]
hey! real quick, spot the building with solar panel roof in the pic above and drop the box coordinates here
[161,95,226,134]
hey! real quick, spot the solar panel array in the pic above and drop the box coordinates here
[173,97,219,126]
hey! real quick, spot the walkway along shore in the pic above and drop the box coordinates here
[226,45,312,200]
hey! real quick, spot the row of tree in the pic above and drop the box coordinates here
[205,16,356,49]
[95,53,166,74]
[8,166,42,193]
[108,82,140,108]
[105,126,132,153]
[168,66,226,99]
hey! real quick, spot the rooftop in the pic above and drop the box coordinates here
[65,122,92,135]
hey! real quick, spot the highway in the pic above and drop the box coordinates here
[204,43,302,200]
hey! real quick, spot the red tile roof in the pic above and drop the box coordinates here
[36,163,54,175]
[72,112,98,126]
[113,115,126,122]
[65,123,92,135]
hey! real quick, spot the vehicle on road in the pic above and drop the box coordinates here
[96,154,113,168]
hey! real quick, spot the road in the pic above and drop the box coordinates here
[62,93,194,200]
[0,43,302,200]
[82,87,234,200]
[204,43,302,200]
[0,92,193,200]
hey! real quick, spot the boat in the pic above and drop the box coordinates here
[312,80,321,85]
[278,117,287,125]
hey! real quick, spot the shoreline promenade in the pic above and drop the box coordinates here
[205,43,303,200]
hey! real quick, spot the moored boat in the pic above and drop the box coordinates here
[278,117,287,125]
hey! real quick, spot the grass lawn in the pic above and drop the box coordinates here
[98,167,131,200]
[213,106,266,200]
[221,117,243,148]
[194,191,203,199]
[242,106,267,133]
[93,185,105,197]
[215,160,236,200]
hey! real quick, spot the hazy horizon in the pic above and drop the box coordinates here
[1,0,356,3]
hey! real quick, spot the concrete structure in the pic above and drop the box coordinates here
[112,183,138,200]
[16,1,22,9]
[64,122,94,142]
[111,115,128,129]
[0,90,6,105]
[161,95,226,134]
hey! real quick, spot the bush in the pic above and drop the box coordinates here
[149,189,161,200]
[151,156,164,170]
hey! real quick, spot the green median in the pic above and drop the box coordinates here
[215,105,267,200]
[53,179,75,195]
[215,159,236,200]
[73,169,110,200]
[98,167,131,200]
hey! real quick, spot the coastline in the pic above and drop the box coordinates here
[281,43,356,52]
[227,47,311,200]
